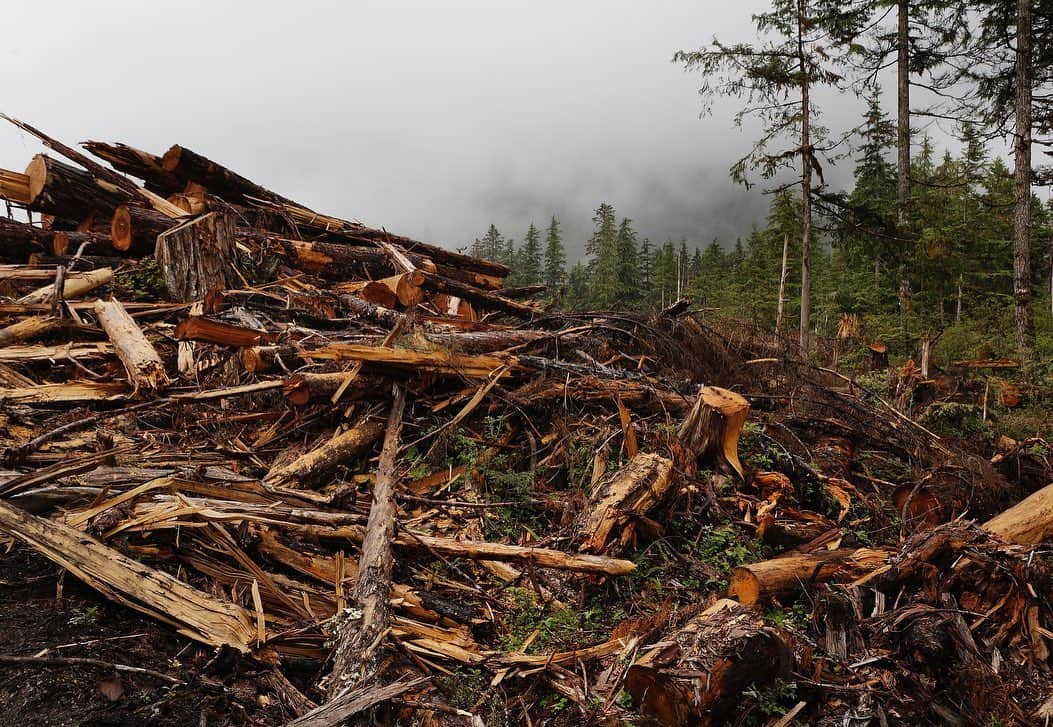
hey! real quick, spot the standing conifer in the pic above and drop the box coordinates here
[542,215,566,289]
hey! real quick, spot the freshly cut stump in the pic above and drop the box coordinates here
[678,385,750,476]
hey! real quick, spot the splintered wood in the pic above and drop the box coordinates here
[0,115,1048,726]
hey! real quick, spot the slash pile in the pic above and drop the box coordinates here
[0,116,1050,725]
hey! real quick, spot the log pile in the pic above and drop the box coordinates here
[0,117,1050,725]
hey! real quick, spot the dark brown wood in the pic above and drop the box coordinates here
[161,144,299,207]
[111,205,176,254]
[82,141,183,194]
[154,212,235,301]
[25,154,128,220]
[419,271,537,318]
[626,600,791,726]
[51,230,111,257]
[0,217,56,261]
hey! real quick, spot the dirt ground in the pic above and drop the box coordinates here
[0,547,291,726]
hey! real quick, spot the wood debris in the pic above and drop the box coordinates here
[0,117,1049,725]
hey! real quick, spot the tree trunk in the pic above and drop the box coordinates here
[175,316,274,347]
[281,371,385,406]
[161,144,299,208]
[25,154,128,220]
[625,599,791,726]
[1012,0,1034,362]
[337,271,425,309]
[0,216,56,261]
[0,167,31,204]
[775,231,789,331]
[0,316,61,346]
[17,268,113,304]
[677,386,750,477]
[110,205,177,255]
[897,0,913,321]
[264,419,386,489]
[324,386,405,701]
[93,298,168,394]
[82,141,184,195]
[983,481,1053,545]
[154,212,235,302]
[798,0,812,352]
[576,452,674,554]
[728,547,889,605]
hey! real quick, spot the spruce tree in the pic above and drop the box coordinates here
[587,203,621,308]
[542,215,566,289]
[615,218,641,308]
[518,223,543,286]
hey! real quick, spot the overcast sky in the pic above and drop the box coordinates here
[0,1,965,258]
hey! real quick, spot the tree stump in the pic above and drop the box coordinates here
[155,211,235,302]
[625,599,791,726]
[677,386,750,477]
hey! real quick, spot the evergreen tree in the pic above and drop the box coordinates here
[542,215,566,289]
[518,223,543,286]
[565,261,590,311]
[587,202,621,308]
[615,218,641,308]
[471,224,504,263]
[639,238,655,304]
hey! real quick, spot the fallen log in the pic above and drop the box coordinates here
[0,216,54,261]
[241,345,304,374]
[110,205,176,255]
[281,371,384,406]
[17,267,113,304]
[337,271,425,309]
[50,230,111,257]
[161,144,300,208]
[983,481,1053,544]
[175,316,275,347]
[0,381,126,404]
[299,343,513,378]
[577,452,674,554]
[678,385,750,477]
[325,385,405,703]
[419,270,537,318]
[93,298,168,393]
[0,343,113,363]
[728,547,889,605]
[25,154,128,219]
[82,140,183,194]
[0,168,31,204]
[309,524,636,576]
[625,599,791,726]
[264,419,386,489]
[0,499,257,651]
[155,211,235,301]
[0,316,61,346]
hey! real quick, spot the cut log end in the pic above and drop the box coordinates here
[161,145,185,173]
[25,154,48,203]
[678,385,750,477]
[111,205,133,251]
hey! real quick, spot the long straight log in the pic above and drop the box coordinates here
[17,268,113,304]
[0,316,61,346]
[728,547,890,605]
[419,271,537,317]
[82,141,183,194]
[93,298,168,393]
[111,205,176,254]
[299,343,514,378]
[175,316,275,347]
[25,154,129,219]
[0,217,55,261]
[161,144,299,207]
[281,371,385,406]
[325,385,405,702]
[0,168,32,204]
[310,524,636,576]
